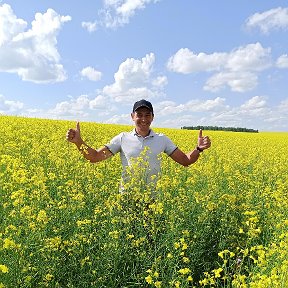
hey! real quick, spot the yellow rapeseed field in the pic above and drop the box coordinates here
[0,115,287,287]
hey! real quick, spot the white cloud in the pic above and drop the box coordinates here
[225,43,271,72]
[191,97,227,112]
[49,95,90,117]
[89,95,107,109]
[152,76,168,88]
[0,4,71,83]
[105,113,131,125]
[240,96,269,117]
[102,53,163,103]
[167,43,271,92]
[0,4,27,46]
[278,98,288,114]
[167,48,225,74]
[245,7,288,34]
[204,71,258,92]
[47,93,287,131]
[152,95,286,131]
[81,66,102,81]
[207,96,271,129]
[156,97,228,116]
[47,53,166,120]
[81,21,98,32]
[241,96,267,110]
[101,0,158,28]
[276,54,288,68]
[82,0,159,31]
[0,94,24,113]
[47,94,117,120]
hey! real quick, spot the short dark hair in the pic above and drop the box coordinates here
[132,99,154,114]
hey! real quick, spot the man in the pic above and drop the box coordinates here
[66,99,211,187]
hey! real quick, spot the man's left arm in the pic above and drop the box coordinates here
[169,129,211,167]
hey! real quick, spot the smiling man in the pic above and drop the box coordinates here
[66,99,211,189]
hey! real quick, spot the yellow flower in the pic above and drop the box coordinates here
[108,230,119,239]
[126,234,134,240]
[182,243,188,250]
[174,242,180,249]
[36,209,49,223]
[167,253,173,258]
[0,265,8,273]
[182,256,190,263]
[44,273,53,281]
[179,267,191,275]
[213,267,223,278]
[199,278,209,286]
[154,281,161,287]
[174,281,180,288]
[145,275,153,284]
[182,230,190,237]
[187,275,193,282]
[3,238,19,249]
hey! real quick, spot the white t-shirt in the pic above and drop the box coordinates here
[105,129,177,183]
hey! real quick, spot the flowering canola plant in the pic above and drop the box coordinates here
[0,115,287,287]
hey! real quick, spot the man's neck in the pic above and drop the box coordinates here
[135,128,151,137]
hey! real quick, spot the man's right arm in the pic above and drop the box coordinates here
[66,121,113,163]
[76,143,113,163]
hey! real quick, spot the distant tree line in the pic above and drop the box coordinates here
[181,126,259,133]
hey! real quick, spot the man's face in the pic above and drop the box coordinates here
[131,107,154,131]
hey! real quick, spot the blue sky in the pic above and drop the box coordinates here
[0,1,288,131]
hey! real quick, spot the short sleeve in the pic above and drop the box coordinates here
[163,135,177,155]
[105,133,123,155]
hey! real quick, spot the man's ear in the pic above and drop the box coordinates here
[131,112,135,120]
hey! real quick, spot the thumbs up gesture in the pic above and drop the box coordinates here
[66,122,82,144]
[197,129,211,151]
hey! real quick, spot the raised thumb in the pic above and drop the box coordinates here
[76,121,81,132]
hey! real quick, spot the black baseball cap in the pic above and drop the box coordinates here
[132,99,154,114]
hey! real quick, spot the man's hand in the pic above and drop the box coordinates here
[66,122,82,145]
[197,129,211,151]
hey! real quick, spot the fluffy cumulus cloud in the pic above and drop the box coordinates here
[45,94,115,120]
[0,94,24,113]
[207,96,288,130]
[276,54,288,68]
[245,7,288,34]
[167,43,272,92]
[150,94,288,132]
[204,71,258,92]
[47,53,166,121]
[48,95,90,118]
[152,97,231,128]
[0,4,71,83]
[82,0,159,31]
[44,49,287,130]
[156,97,228,116]
[240,95,269,117]
[102,53,166,103]
[89,95,107,110]
[80,66,102,81]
